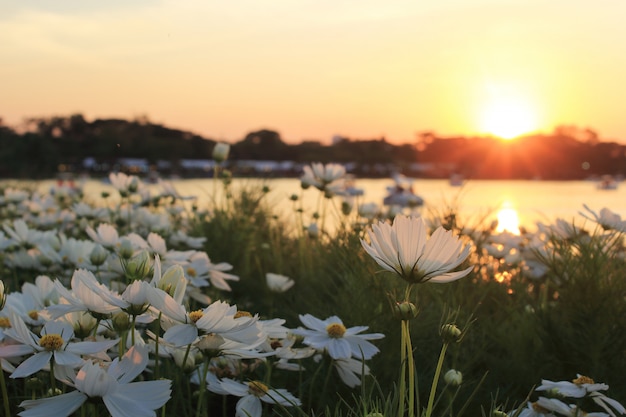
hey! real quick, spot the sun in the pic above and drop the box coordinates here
[478,82,539,140]
[480,97,538,140]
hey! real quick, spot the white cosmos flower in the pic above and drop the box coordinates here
[2,219,47,249]
[361,214,473,284]
[300,163,346,193]
[536,374,608,398]
[291,314,384,360]
[580,204,626,232]
[265,273,295,293]
[152,299,265,351]
[169,230,207,249]
[531,396,612,417]
[208,376,301,417]
[109,172,141,195]
[5,291,47,327]
[85,223,121,249]
[21,275,58,308]
[18,345,171,417]
[536,375,625,417]
[183,252,239,291]
[0,314,118,379]
[48,269,122,318]
[146,233,195,265]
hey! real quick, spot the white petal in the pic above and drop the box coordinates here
[19,390,86,417]
[262,389,301,406]
[428,266,474,283]
[163,324,198,347]
[11,352,52,378]
[326,339,352,360]
[66,338,119,356]
[236,395,262,417]
[104,380,171,417]
[0,343,36,358]
[53,350,83,366]
[109,345,149,384]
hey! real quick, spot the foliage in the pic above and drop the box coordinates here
[2,114,626,179]
[0,172,624,417]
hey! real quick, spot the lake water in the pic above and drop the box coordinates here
[255,178,625,232]
[18,177,626,233]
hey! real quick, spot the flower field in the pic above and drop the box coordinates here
[0,159,625,417]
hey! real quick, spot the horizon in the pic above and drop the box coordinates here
[2,1,626,145]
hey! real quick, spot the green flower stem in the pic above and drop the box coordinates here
[398,284,416,417]
[405,319,416,417]
[181,344,193,375]
[131,315,136,346]
[424,342,449,417]
[1,367,11,417]
[398,319,407,417]
[49,358,57,393]
[195,357,210,417]
[155,312,162,380]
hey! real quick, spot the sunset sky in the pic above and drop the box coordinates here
[2,1,626,144]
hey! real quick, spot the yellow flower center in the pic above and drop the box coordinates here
[28,310,39,321]
[189,310,203,323]
[248,380,269,397]
[39,334,64,351]
[234,311,252,319]
[0,317,11,328]
[186,267,197,277]
[326,323,346,338]
[573,375,595,385]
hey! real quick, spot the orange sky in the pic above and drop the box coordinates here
[2,1,626,144]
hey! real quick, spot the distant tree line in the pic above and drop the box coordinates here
[0,114,624,180]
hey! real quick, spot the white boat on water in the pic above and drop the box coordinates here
[383,174,424,207]
[596,175,619,190]
[449,173,465,187]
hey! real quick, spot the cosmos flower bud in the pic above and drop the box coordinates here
[124,250,152,281]
[441,323,462,343]
[112,312,131,333]
[392,301,418,320]
[212,142,230,163]
[72,312,98,339]
[197,333,225,357]
[341,199,353,216]
[444,369,463,386]
[90,243,109,266]
[117,239,135,260]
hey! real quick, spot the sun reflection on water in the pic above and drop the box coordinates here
[495,202,520,235]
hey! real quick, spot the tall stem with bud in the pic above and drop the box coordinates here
[395,284,418,417]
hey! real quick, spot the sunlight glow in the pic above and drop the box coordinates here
[495,204,521,235]
[479,86,539,140]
